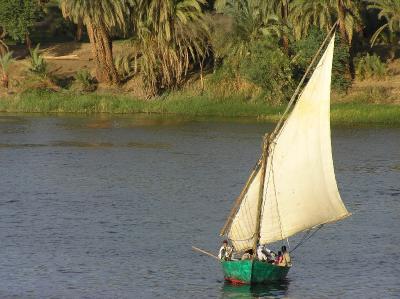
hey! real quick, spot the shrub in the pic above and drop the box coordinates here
[355,54,387,80]
[74,69,96,92]
[238,39,293,104]
[20,75,60,92]
[29,44,47,76]
[292,28,352,92]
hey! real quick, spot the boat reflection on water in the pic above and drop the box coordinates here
[220,280,289,299]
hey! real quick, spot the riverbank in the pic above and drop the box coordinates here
[1,41,400,126]
[1,90,400,126]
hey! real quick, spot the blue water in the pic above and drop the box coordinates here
[0,114,399,298]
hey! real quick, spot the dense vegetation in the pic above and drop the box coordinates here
[0,0,399,105]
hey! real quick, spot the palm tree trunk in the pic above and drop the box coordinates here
[1,74,9,89]
[76,18,83,41]
[337,0,348,44]
[200,56,205,94]
[337,0,354,78]
[281,0,289,52]
[86,21,119,85]
[0,28,8,56]
[25,33,32,50]
[0,39,8,56]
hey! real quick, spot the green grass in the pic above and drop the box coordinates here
[0,90,284,118]
[331,102,400,126]
[0,90,400,126]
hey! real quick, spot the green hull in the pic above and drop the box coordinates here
[222,260,290,284]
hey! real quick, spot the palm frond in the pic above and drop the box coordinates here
[0,51,14,75]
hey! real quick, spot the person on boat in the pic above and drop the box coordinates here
[218,240,233,260]
[256,244,268,261]
[268,250,276,263]
[241,249,253,260]
[274,251,283,265]
[257,244,274,262]
[281,245,292,267]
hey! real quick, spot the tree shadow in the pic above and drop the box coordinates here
[42,41,83,57]
[7,42,84,60]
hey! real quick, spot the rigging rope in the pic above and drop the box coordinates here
[221,159,262,236]
[289,225,324,254]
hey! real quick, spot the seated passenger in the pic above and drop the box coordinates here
[274,251,283,265]
[241,253,251,260]
[281,245,292,267]
[268,250,276,263]
[241,249,253,260]
[218,240,233,261]
[257,244,274,261]
[257,245,267,261]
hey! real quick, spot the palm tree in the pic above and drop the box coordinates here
[269,0,292,50]
[0,51,15,89]
[290,0,360,44]
[217,0,285,49]
[337,0,361,44]
[60,0,131,84]
[134,0,210,95]
[75,17,84,41]
[0,27,8,57]
[366,0,400,46]
[215,0,286,65]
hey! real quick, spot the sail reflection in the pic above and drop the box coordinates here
[220,280,289,299]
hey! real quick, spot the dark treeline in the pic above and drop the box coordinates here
[0,0,399,100]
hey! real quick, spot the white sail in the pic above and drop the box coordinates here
[259,35,350,244]
[222,34,350,249]
[227,168,261,251]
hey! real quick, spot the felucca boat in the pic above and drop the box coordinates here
[218,27,351,284]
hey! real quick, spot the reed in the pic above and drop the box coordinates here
[0,90,284,117]
[1,90,399,126]
[331,103,400,126]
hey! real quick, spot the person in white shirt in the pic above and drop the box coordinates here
[257,244,268,261]
[257,244,275,262]
[218,240,233,260]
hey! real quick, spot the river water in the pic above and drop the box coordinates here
[0,113,399,298]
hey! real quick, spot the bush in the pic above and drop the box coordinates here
[29,44,47,76]
[350,86,390,104]
[74,69,96,92]
[355,54,387,80]
[0,0,41,43]
[238,39,293,104]
[214,38,293,103]
[292,28,352,92]
[20,74,60,92]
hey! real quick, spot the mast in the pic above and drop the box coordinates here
[252,134,269,254]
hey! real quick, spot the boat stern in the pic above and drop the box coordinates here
[222,260,253,284]
[222,260,290,284]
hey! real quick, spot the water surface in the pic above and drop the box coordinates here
[0,113,399,298]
